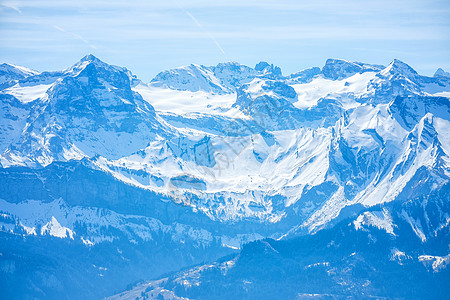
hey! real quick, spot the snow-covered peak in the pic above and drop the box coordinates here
[434,68,450,78]
[149,61,284,94]
[0,63,39,77]
[363,59,431,103]
[380,59,419,79]
[2,56,450,300]
[0,63,40,88]
[3,55,168,164]
[150,63,227,93]
[322,58,383,80]
[45,55,156,119]
[65,54,125,78]
[80,53,101,63]
[150,61,261,94]
[67,54,104,71]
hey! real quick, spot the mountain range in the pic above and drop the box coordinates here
[0,55,449,299]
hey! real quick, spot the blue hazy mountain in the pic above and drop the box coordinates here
[0,55,449,299]
[113,184,449,300]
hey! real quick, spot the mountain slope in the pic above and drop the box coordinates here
[2,56,449,232]
[111,184,449,300]
[2,55,172,166]
[0,56,449,299]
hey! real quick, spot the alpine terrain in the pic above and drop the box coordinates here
[0,55,449,299]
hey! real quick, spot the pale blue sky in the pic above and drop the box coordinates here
[1,0,449,81]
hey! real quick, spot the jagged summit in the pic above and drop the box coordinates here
[146,57,447,96]
[65,54,125,76]
[255,61,282,77]
[79,53,101,63]
[434,67,450,78]
[1,54,164,163]
[381,58,419,78]
[71,54,107,69]
[388,58,417,72]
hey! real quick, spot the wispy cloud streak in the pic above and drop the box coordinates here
[1,0,449,79]
[181,8,226,55]
[53,25,97,50]
[1,2,22,14]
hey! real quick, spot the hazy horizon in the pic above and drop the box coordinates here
[1,0,449,81]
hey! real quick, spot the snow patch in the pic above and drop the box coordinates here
[419,254,450,272]
[354,209,396,235]
[41,216,75,239]
[3,83,52,103]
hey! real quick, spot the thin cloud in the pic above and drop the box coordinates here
[181,8,226,55]
[53,25,97,50]
[3,0,449,14]
[1,2,22,14]
[1,0,449,78]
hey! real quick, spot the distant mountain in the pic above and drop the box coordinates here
[0,63,39,89]
[0,55,449,299]
[149,61,283,94]
[287,66,321,83]
[434,67,450,78]
[321,58,384,80]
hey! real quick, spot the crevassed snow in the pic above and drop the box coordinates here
[133,82,246,118]
[3,83,52,103]
[291,72,376,109]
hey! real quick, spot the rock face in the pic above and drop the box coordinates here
[0,55,449,299]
